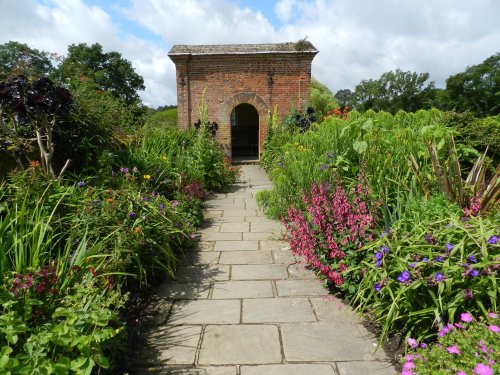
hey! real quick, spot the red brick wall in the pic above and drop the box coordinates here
[171,53,316,158]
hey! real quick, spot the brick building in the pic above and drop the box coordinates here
[168,42,318,159]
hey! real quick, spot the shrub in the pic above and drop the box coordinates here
[401,312,500,375]
[352,213,500,343]
[283,174,380,298]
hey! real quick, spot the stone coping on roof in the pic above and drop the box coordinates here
[168,42,318,56]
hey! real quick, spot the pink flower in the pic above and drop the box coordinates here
[460,312,473,322]
[488,312,498,319]
[475,363,492,375]
[446,345,461,354]
[402,371,414,375]
[403,361,415,370]
[488,325,500,333]
[457,371,467,375]
[408,338,418,348]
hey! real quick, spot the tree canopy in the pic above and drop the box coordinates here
[0,41,54,80]
[55,43,145,105]
[310,79,339,119]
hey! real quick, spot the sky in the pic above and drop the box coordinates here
[1,0,499,108]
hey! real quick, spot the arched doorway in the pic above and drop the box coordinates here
[230,103,259,158]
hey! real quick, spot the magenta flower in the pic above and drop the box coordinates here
[475,364,492,375]
[407,337,418,349]
[460,312,473,322]
[488,312,499,319]
[457,371,467,375]
[420,343,427,349]
[488,325,500,333]
[446,345,460,354]
[403,361,415,370]
[401,371,413,375]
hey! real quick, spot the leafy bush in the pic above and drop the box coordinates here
[352,214,499,343]
[144,107,177,129]
[401,312,500,375]
[283,175,380,298]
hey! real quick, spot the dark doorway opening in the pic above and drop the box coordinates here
[231,103,259,158]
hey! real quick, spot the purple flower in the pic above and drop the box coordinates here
[462,288,474,300]
[469,269,480,277]
[488,325,500,333]
[159,203,165,209]
[420,343,427,349]
[409,262,417,269]
[77,181,86,187]
[128,211,136,219]
[141,196,149,201]
[460,216,469,222]
[373,283,382,293]
[487,235,497,245]
[421,257,428,262]
[468,254,477,263]
[435,272,446,282]
[375,251,384,260]
[475,363,492,375]
[397,270,411,284]
[445,243,454,252]
[189,233,196,240]
[120,167,129,173]
[381,246,390,253]
[434,256,444,262]
[407,337,418,349]
[445,223,453,228]
[457,371,467,375]
[172,200,179,206]
[460,312,473,322]
[446,345,460,354]
[375,260,382,267]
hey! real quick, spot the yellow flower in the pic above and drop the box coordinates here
[162,156,167,161]
[143,175,151,180]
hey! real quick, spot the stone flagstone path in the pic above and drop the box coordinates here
[135,165,397,375]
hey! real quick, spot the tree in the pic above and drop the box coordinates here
[0,41,54,80]
[352,69,435,113]
[445,53,499,116]
[334,89,354,109]
[56,43,145,105]
[309,79,339,119]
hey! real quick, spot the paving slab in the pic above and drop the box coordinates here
[259,240,289,251]
[219,250,273,264]
[198,325,282,365]
[276,279,329,297]
[179,252,220,265]
[156,282,211,300]
[309,297,362,323]
[137,325,202,365]
[243,298,316,323]
[220,222,250,233]
[204,210,223,218]
[240,364,336,375]
[169,300,240,324]
[222,209,257,217]
[212,281,274,299]
[281,322,385,361]
[250,222,283,233]
[286,263,318,279]
[152,367,237,375]
[242,232,274,240]
[201,232,242,241]
[336,361,397,375]
[272,250,296,265]
[174,265,229,282]
[214,240,258,251]
[196,241,215,252]
[232,264,287,280]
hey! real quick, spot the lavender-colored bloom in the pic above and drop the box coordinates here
[381,246,390,253]
[141,196,149,201]
[420,343,427,349]
[487,235,498,245]
[375,251,384,260]
[397,270,411,283]
[468,254,477,263]
[373,283,382,293]
[460,216,469,222]
[120,167,129,173]
[189,233,196,240]
[469,269,480,277]
[421,257,428,262]
[77,181,85,187]
[159,203,165,210]
[375,260,382,267]
[435,272,446,282]
[128,211,136,219]
[172,200,179,206]
[445,243,454,252]
[409,262,417,269]
[445,223,453,228]
[434,256,444,262]
[407,337,418,349]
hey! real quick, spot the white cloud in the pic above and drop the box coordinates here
[1,0,499,106]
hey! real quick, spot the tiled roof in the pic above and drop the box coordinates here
[168,42,317,56]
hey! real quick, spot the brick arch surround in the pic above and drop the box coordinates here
[218,92,268,157]
[168,43,318,160]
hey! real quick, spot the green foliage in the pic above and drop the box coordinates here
[144,108,178,130]
[445,53,499,117]
[403,313,500,374]
[351,214,499,344]
[0,41,55,80]
[310,79,339,120]
[258,109,450,223]
[55,43,145,106]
